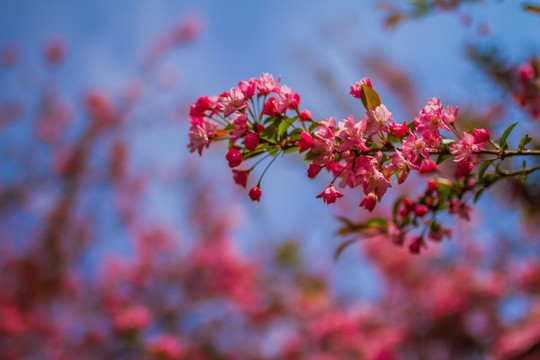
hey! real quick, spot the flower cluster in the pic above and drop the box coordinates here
[189,74,540,254]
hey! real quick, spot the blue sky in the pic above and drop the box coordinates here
[1,0,539,299]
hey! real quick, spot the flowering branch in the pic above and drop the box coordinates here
[188,73,539,255]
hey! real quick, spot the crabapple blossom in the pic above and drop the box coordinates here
[225,147,242,168]
[449,132,483,163]
[336,115,369,152]
[349,77,373,98]
[233,170,248,188]
[365,104,393,136]
[249,186,262,202]
[359,193,378,211]
[316,184,344,204]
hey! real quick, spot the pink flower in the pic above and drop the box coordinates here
[455,160,473,177]
[262,97,278,116]
[244,133,259,151]
[296,131,314,153]
[249,186,262,201]
[386,150,411,184]
[113,305,152,332]
[401,131,430,166]
[219,87,248,117]
[147,335,186,359]
[276,85,300,113]
[442,105,459,125]
[366,104,392,136]
[427,223,452,242]
[336,115,369,152]
[311,118,337,165]
[409,236,426,255]
[190,96,210,117]
[256,73,281,95]
[238,78,257,98]
[232,170,248,187]
[299,109,312,121]
[414,205,428,218]
[389,121,408,138]
[363,167,392,197]
[389,222,405,246]
[416,98,447,134]
[350,78,373,98]
[307,163,322,178]
[230,112,248,139]
[419,159,438,174]
[472,128,490,144]
[359,193,378,212]
[449,198,472,221]
[449,132,482,163]
[316,184,344,204]
[44,38,65,66]
[187,119,218,155]
[225,147,242,168]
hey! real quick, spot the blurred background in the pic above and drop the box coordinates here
[1,1,540,359]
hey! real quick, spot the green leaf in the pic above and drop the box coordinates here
[518,134,532,151]
[289,128,303,140]
[263,116,278,125]
[267,147,279,157]
[392,196,405,222]
[437,182,453,198]
[278,119,293,138]
[283,145,300,154]
[473,188,485,204]
[477,159,494,181]
[360,84,381,111]
[303,150,318,161]
[482,173,498,187]
[364,217,389,228]
[499,122,518,151]
[436,153,452,165]
[243,148,266,160]
[334,238,361,260]
[224,124,235,131]
[308,121,320,133]
[259,125,278,143]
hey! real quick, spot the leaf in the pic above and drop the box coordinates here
[308,121,320,133]
[364,217,389,228]
[436,153,452,165]
[267,147,279,157]
[278,119,293,138]
[289,127,303,140]
[303,150,318,161]
[482,173,498,187]
[518,134,532,151]
[334,238,361,260]
[283,145,300,154]
[360,84,381,111]
[243,148,266,160]
[223,124,235,131]
[473,188,485,204]
[392,196,405,222]
[335,216,388,235]
[524,4,540,15]
[259,125,278,143]
[499,122,518,151]
[477,159,494,181]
